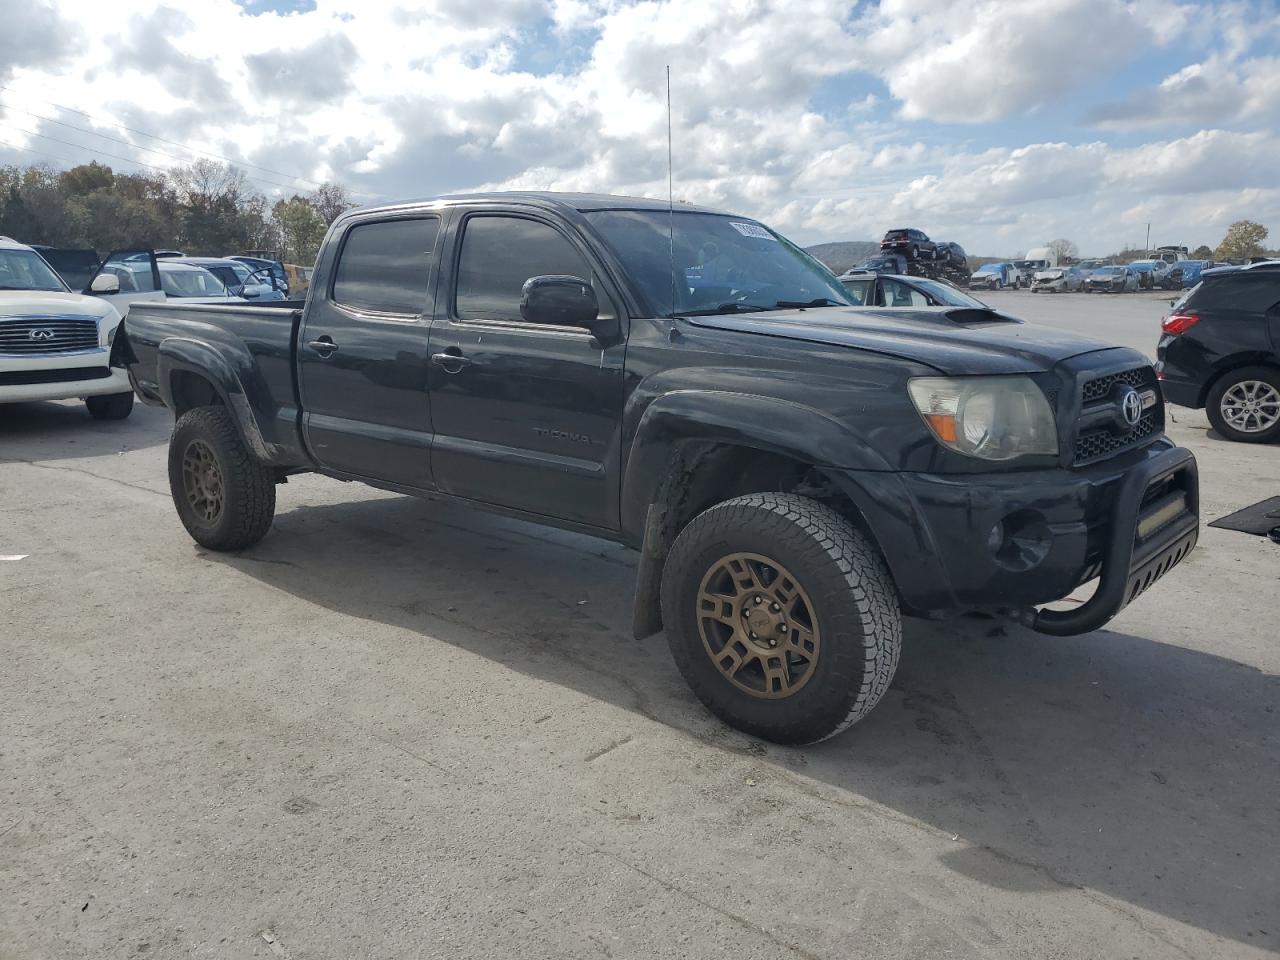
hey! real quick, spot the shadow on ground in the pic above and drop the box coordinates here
[213,491,1279,952]
[0,400,169,461]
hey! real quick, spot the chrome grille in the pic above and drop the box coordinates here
[1073,366,1163,465]
[0,316,100,355]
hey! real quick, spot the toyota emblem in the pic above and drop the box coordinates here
[29,328,55,341]
[1119,386,1143,428]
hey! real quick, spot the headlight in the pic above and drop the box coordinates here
[907,376,1058,460]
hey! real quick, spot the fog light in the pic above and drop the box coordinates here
[987,510,1052,572]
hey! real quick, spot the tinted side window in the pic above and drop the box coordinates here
[882,277,930,307]
[332,218,440,315]
[1188,275,1280,314]
[456,216,592,323]
[840,278,873,305]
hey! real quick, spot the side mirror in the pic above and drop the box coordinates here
[90,273,121,294]
[520,275,600,329]
[242,287,261,299]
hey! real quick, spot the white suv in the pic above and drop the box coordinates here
[0,237,134,419]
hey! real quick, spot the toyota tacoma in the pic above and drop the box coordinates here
[111,193,1200,744]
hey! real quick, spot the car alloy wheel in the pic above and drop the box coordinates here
[696,552,820,699]
[181,438,225,523]
[1220,381,1280,434]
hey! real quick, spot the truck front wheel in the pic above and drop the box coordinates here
[661,493,902,744]
[168,406,276,551]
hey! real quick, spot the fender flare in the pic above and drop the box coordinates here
[622,390,894,639]
[156,338,278,462]
[621,389,892,541]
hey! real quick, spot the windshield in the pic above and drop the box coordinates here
[975,264,1002,274]
[1095,267,1121,275]
[161,266,229,298]
[583,210,852,316]
[861,257,894,269]
[0,249,70,292]
[910,278,988,307]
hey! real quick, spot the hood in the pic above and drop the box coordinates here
[0,290,120,324]
[685,307,1117,375]
[1034,270,1064,280]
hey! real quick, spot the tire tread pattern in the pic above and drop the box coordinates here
[662,492,902,744]
[169,406,276,551]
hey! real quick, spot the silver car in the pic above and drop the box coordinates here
[1030,266,1086,293]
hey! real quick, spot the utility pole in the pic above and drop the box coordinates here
[1145,223,1151,253]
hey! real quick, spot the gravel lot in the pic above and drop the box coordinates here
[2,292,1277,960]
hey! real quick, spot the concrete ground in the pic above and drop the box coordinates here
[2,292,1277,960]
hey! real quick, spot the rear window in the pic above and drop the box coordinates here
[1183,274,1280,313]
[884,230,908,239]
[332,217,440,315]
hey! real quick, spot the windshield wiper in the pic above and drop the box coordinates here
[773,298,843,309]
[678,303,774,317]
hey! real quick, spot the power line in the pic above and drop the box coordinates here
[0,83,326,189]
[0,100,312,193]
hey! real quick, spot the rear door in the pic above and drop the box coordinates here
[86,250,165,317]
[426,208,627,530]
[297,213,443,488]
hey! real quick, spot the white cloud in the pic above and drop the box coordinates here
[0,0,1274,256]
[850,0,1191,124]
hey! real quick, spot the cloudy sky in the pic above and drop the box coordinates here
[2,0,1278,254]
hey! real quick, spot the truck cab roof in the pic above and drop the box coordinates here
[349,191,733,220]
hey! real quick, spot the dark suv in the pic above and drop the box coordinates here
[880,228,937,262]
[1157,262,1280,442]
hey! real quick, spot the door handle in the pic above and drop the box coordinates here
[431,349,473,373]
[307,336,338,357]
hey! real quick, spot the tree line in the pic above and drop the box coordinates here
[0,160,354,265]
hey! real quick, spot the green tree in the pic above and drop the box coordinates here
[1216,220,1268,260]
[1191,244,1214,259]
[272,196,327,264]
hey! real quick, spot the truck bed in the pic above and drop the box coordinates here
[117,299,310,466]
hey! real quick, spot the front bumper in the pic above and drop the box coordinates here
[0,349,131,403]
[830,441,1198,635]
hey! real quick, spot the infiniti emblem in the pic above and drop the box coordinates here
[1119,386,1143,428]
[29,328,55,341]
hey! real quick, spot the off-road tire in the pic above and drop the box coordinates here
[661,493,902,745]
[1206,366,1280,444]
[169,406,276,550]
[86,391,133,420]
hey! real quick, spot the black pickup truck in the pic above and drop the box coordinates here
[113,192,1199,744]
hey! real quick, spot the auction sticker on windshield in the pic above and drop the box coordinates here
[729,222,776,240]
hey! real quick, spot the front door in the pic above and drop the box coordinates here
[297,214,442,488]
[427,211,626,530]
[86,250,165,317]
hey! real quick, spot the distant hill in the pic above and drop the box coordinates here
[805,241,880,274]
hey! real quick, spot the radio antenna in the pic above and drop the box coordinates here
[666,64,676,318]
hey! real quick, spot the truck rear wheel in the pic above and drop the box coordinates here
[661,493,902,744]
[168,406,276,551]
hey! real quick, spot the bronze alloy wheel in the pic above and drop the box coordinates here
[696,552,821,699]
[181,438,225,524]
